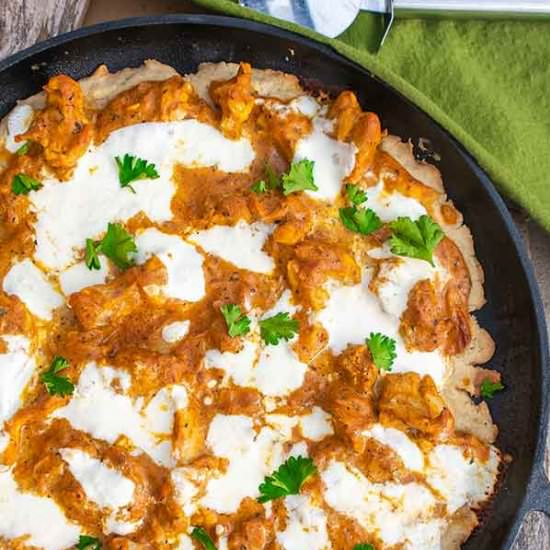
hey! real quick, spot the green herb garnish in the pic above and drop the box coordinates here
[259,312,299,345]
[220,304,251,338]
[76,535,101,550]
[84,223,137,271]
[282,159,318,195]
[12,173,42,195]
[115,154,159,193]
[258,455,317,503]
[40,356,74,397]
[366,332,396,371]
[191,527,217,550]
[480,378,504,399]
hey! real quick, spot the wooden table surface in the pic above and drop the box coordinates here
[1,0,549,548]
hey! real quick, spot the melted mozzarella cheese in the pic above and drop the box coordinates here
[426,444,499,513]
[316,271,447,386]
[0,469,80,550]
[190,221,274,274]
[172,467,206,517]
[363,424,424,472]
[205,339,259,388]
[277,495,330,550]
[54,363,186,467]
[299,407,334,441]
[268,96,320,118]
[366,181,427,222]
[3,259,64,320]
[162,320,190,343]
[0,335,36,425]
[294,116,356,201]
[322,461,442,548]
[201,415,288,514]
[135,228,205,301]
[3,104,33,153]
[60,448,135,508]
[59,258,109,295]
[31,120,254,271]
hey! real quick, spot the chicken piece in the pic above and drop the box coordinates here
[18,75,92,180]
[173,398,208,465]
[326,382,376,453]
[286,239,360,310]
[378,373,454,438]
[95,76,215,143]
[69,257,165,330]
[400,278,471,356]
[228,516,271,550]
[210,63,255,139]
[328,90,382,182]
[259,109,312,161]
[335,344,378,394]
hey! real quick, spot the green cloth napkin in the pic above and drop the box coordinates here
[194,0,550,231]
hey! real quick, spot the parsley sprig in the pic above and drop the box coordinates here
[191,527,217,550]
[76,535,101,550]
[115,154,159,193]
[354,545,375,550]
[258,455,317,503]
[15,142,30,156]
[389,215,444,266]
[251,164,280,194]
[282,159,318,195]
[259,312,299,345]
[12,173,42,195]
[366,332,396,371]
[40,356,74,397]
[339,184,382,236]
[85,223,137,271]
[480,378,504,399]
[220,304,251,338]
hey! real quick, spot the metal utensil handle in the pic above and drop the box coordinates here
[393,0,550,18]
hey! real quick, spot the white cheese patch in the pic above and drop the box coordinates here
[190,221,274,274]
[59,258,110,295]
[31,120,255,271]
[370,256,444,319]
[0,431,9,455]
[316,271,447,386]
[205,291,307,397]
[426,444,500,513]
[277,495,330,550]
[135,228,205,302]
[3,259,64,320]
[0,468,80,550]
[176,534,194,550]
[0,335,36,425]
[299,407,334,441]
[267,96,320,118]
[54,363,187,467]
[294,116,356,201]
[201,414,289,514]
[162,320,190,343]
[363,424,424,472]
[322,460,442,548]
[60,448,135,509]
[171,467,208,517]
[366,181,427,222]
[3,104,33,153]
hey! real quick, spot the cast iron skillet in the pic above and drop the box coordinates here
[0,15,548,550]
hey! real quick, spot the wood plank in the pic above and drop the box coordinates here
[0,0,90,60]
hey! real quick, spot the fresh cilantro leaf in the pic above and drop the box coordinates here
[12,173,42,195]
[40,356,74,397]
[97,223,137,270]
[15,142,30,156]
[115,154,159,193]
[220,304,251,338]
[282,159,318,195]
[191,527,217,550]
[389,215,444,266]
[259,312,299,345]
[339,206,382,235]
[85,238,101,270]
[354,545,375,550]
[366,332,396,371]
[251,180,268,193]
[480,378,504,399]
[76,535,101,550]
[345,183,367,206]
[258,455,317,503]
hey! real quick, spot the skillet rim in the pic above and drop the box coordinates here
[0,13,548,549]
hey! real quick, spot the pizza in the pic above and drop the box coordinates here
[0,60,504,550]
